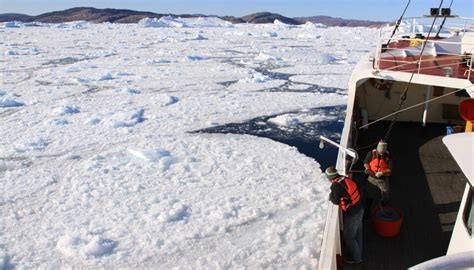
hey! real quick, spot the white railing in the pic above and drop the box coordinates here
[318,203,341,270]
[373,17,474,80]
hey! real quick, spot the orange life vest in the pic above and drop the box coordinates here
[369,150,390,173]
[333,177,361,212]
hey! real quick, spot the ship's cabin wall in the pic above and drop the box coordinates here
[355,79,470,126]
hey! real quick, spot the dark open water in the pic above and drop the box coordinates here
[193,105,345,169]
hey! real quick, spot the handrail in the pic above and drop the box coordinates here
[374,17,474,81]
[383,16,474,28]
[379,17,474,42]
[317,203,341,270]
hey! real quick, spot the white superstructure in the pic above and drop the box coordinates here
[318,14,474,269]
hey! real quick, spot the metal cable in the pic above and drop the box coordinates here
[385,0,412,47]
[382,0,445,142]
[435,0,455,37]
[359,86,472,130]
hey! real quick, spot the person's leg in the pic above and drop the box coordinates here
[380,178,390,204]
[343,212,362,262]
[367,176,382,212]
[355,208,364,262]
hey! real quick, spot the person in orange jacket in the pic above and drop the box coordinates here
[326,166,363,264]
[364,140,392,207]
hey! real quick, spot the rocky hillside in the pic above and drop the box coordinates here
[295,16,386,27]
[0,13,33,22]
[0,7,385,27]
[7,7,161,23]
[241,12,302,25]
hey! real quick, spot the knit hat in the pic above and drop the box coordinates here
[325,166,339,180]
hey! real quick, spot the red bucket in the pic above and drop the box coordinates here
[372,206,403,237]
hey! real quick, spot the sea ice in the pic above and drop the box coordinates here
[49,118,70,125]
[14,137,50,153]
[56,21,91,29]
[240,72,272,83]
[263,31,278,37]
[139,17,186,28]
[302,22,328,29]
[128,148,171,163]
[193,34,208,40]
[0,97,24,107]
[145,59,172,65]
[4,50,19,56]
[274,19,290,26]
[98,73,114,81]
[254,52,282,62]
[54,105,80,116]
[184,55,208,61]
[0,18,379,269]
[87,108,145,128]
[184,17,233,28]
[1,21,20,28]
[56,234,116,259]
[0,249,7,270]
[268,112,339,127]
[116,87,140,94]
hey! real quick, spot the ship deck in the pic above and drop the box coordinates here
[378,39,474,83]
[344,121,468,269]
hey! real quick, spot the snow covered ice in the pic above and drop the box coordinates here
[0,17,377,268]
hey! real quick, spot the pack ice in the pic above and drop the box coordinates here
[0,17,377,269]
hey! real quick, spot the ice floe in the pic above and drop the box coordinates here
[54,105,80,116]
[86,108,145,128]
[302,22,328,29]
[0,97,24,108]
[268,112,339,127]
[14,137,51,153]
[139,16,186,28]
[0,18,379,269]
[56,234,117,259]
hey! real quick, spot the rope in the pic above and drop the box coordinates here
[435,0,455,38]
[382,0,444,142]
[359,85,473,130]
[385,0,412,47]
[354,140,380,151]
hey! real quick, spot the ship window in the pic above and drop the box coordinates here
[463,187,473,236]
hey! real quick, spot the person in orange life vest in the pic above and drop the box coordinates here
[363,140,392,205]
[326,166,363,264]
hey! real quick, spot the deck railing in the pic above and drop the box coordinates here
[374,17,474,81]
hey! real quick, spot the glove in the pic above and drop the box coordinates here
[364,168,371,175]
[375,172,384,178]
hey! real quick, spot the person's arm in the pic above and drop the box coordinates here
[329,183,345,205]
[383,153,392,176]
[363,151,372,173]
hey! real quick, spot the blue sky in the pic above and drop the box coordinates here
[1,0,473,21]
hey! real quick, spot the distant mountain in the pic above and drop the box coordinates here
[295,16,386,28]
[241,12,302,25]
[0,13,33,22]
[19,7,161,23]
[0,7,386,27]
